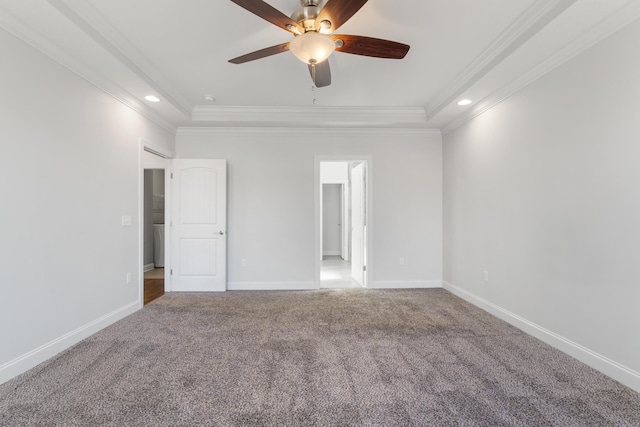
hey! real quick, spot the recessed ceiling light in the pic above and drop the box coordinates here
[145,95,160,102]
[457,99,472,106]
[203,94,216,102]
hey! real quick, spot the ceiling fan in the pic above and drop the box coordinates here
[228,0,410,87]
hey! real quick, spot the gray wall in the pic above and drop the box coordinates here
[0,29,174,383]
[144,170,154,266]
[151,170,165,224]
[143,170,165,267]
[322,184,342,256]
[177,130,443,289]
[443,20,640,389]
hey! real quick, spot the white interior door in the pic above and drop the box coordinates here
[351,163,365,285]
[171,159,227,292]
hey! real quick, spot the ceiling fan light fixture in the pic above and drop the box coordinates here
[288,31,335,65]
[319,19,332,34]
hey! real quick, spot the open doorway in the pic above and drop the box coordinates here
[143,168,165,304]
[319,161,368,288]
[141,146,169,305]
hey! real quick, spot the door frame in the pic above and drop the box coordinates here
[138,139,174,308]
[315,156,373,289]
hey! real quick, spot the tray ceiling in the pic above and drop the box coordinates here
[0,0,638,132]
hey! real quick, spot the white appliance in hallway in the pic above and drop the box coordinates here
[153,224,165,268]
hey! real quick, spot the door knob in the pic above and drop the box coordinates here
[218,231,225,235]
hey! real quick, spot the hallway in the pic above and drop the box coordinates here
[320,256,363,289]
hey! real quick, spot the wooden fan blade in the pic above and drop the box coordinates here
[228,42,290,64]
[332,35,410,59]
[230,0,304,34]
[315,0,368,32]
[308,60,331,88]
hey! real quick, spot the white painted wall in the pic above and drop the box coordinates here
[143,150,167,169]
[443,20,640,391]
[176,130,442,289]
[320,161,348,184]
[322,184,342,256]
[0,29,174,383]
[320,162,349,260]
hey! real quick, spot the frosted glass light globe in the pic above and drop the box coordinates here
[289,32,335,64]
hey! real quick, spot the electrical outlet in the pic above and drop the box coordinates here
[399,257,405,266]
[483,271,489,282]
[126,272,132,284]
[121,215,132,227]
[241,259,247,268]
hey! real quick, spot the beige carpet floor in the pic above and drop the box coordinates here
[1,289,639,426]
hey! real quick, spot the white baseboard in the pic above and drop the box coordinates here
[372,280,442,289]
[144,263,155,272]
[442,281,640,393]
[0,301,140,386]
[227,281,317,291]
[322,251,341,256]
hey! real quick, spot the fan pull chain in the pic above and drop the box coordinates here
[310,61,318,104]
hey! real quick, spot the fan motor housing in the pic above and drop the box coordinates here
[300,0,323,7]
[292,0,325,31]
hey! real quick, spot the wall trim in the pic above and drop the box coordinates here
[372,280,442,289]
[322,251,341,256]
[227,282,317,291]
[47,0,194,117]
[0,301,139,386]
[0,7,177,134]
[141,138,175,159]
[192,105,428,126]
[425,0,577,121]
[177,126,441,137]
[442,281,640,393]
[144,263,155,272]
[441,1,640,135]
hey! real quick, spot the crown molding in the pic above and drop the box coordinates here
[177,126,441,138]
[425,0,577,122]
[47,0,193,118]
[192,105,428,127]
[441,1,640,136]
[0,7,177,134]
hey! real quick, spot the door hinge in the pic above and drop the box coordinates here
[363,266,367,271]
[170,269,173,275]
[170,173,173,179]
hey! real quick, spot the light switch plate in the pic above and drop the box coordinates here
[121,215,132,226]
